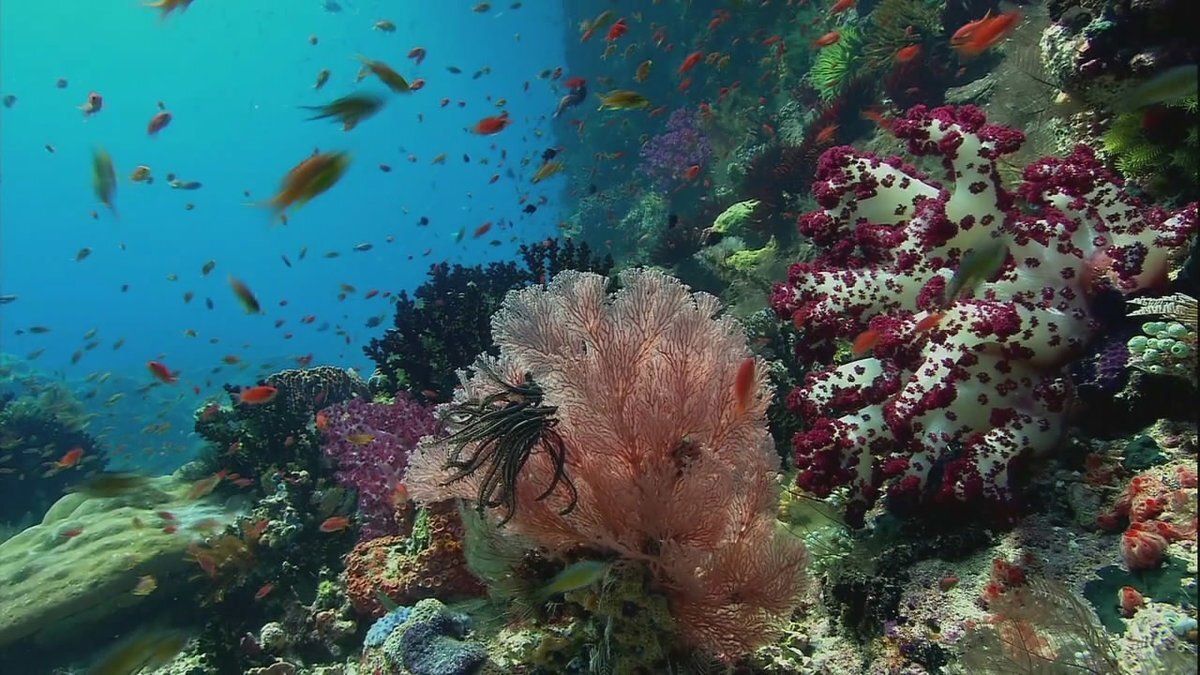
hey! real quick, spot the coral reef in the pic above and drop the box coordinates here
[0,475,242,649]
[344,502,484,618]
[0,385,107,527]
[363,238,613,399]
[637,108,714,191]
[197,365,369,483]
[359,598,488,675]
[769,104,1197,526]
[320,395,440,540]
[406,268,808,660]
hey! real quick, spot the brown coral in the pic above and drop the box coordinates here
[344,502,484,618]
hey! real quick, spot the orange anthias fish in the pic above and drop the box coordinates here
[263,151,352,215]
[147,360,178,384]
[145,0,194,20]
[147,111,172,135]
[55,447,85,469]
[187,472,224,500]
[851,327,881,356]
[733,357,757,415]
[239,385,279,405]
[471,112,510,134]
[407,47,426,65]
[828,0,856,16]
[605,18,628,42]
[678,50,703,75]
[228,276,262,314]
[953,11,1022,57]
[895,44,921,63]
[319,515,351,533]
[814,31,841,48]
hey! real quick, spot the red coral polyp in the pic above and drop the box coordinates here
[768,104,1197,525]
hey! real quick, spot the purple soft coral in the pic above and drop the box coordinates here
[638,108,713,190]
[321,395,440,540]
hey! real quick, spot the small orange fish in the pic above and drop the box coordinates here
[914,312,944,333]
[472,221,493,239]
[147,360,178,384]
[147,111,172,135]
[733,358,756,415]
[953,11,1021,57]
[678,50,703,75]
[895,44,921,63]
[55,447,85,469]
[187,472,224,500]
[814,31,841,48]
[828,0,856,16]
[255,582,275,601]
[814,124,839,145]
[851,328,881,356]
[684,164,702,181]
[319,516,351,533]
[471,112,510,135]
[239,385,279,405]
[61,528,84,539]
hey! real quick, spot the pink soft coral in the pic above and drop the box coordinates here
[405,268,807,660]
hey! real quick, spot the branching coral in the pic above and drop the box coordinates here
[769,104,1197,526]
[363,239,612,400]
[405,269,808,660]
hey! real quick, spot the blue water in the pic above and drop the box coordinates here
[0,0,566,471]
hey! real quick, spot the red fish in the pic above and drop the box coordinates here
[950,10,992,47]
[407,47,426,65]
[147,111,172,135]
[471,112,510,134]
[851,328,880,355]
[255,583,275,601]
[239,385,278,405]
[953,11,1021,57]
[473,221,493,238]
[55,447,85,469]
[678,50,703,75]
[914,312,944,333]
[409,78,426,91]
[563,76,586,89]
[147,360,178,384]
[605,18,628,42]
[684,164,702,181]
[828,0,856,16]
[62,528,84,539]
[895,44,921,63]
[319,516,351,533]
[814,124,839,144]
[814,31,841,48]
[733,358,756,415]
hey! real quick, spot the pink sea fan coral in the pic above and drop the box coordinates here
[405,268,807,660]
[321,395,440,540]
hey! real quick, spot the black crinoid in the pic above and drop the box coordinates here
[440,361,577,526]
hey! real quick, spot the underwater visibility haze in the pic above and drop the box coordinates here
[0,1,1197,674]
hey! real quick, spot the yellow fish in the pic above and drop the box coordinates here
[597,90,650,111]
[347,433,375,446]
[534,559,613,603]
[132,575,158,596]
[531,161,564,184]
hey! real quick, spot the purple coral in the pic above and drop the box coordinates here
[321,395,440,540]
[638,108,713,190]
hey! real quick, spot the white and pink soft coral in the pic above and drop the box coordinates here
[770,105,1197,526]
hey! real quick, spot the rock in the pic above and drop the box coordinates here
[0,474,243,648]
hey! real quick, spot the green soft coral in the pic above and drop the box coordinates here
[808,25,862,101]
